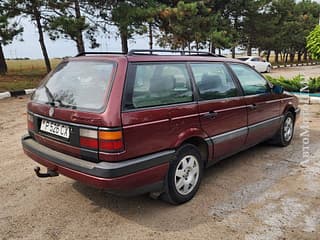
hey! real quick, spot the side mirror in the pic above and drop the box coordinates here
[273,85,284,94]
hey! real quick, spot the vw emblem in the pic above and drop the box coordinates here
[49,107,54,117]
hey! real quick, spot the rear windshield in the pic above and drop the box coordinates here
[32,61,115,112]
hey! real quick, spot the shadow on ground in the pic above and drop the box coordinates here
[71,127,317,232]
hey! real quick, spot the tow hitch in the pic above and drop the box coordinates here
[34,166,59,178]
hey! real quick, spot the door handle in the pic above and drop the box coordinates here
[247,104,257,110]
[202,111,218,119]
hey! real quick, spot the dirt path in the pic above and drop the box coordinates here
[0,95,319,240]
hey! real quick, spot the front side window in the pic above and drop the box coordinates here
[229,64,270,95]
[190,63,238,100]
[124,63,193,109]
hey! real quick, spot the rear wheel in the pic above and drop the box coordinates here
[161,144,203,204]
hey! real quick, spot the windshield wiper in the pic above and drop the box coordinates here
[54,99,77,109]
[44,85,55,106]
[44,86,76,109]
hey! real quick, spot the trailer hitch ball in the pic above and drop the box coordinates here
[34,166,59,178]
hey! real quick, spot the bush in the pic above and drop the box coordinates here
[309,77,320,93]
[265,75,320,93]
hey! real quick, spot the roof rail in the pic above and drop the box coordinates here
[127,49,223,57]
[75,52,125,57]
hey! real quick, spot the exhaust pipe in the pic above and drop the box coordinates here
[34,166,59,178]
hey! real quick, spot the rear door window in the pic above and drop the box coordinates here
[124,63,193,109]
[190,63,238,100]
[32,61,115,112]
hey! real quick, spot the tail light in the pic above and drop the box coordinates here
[79,128,124,152]
[80,129,98,149]
[99,129,124,152]
[27,113,34,131]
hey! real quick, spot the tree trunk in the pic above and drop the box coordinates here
[285,53,289,63]
[231,46,235,58]
[0,43,7,75]
[289,52,295,63]
[195,41,199,51]
[303,50,308,61]
[120,30,128,53]
[266,50,271,62]
[148,23,153,50]
[218,48,221,55]
[74,0,85,53]
[275,50,279,63]
[210,42,215,54]
[297,51,302,63]
[34,7,51,73]
[247,41,252,56]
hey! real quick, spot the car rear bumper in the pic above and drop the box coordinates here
[22,134,173,195]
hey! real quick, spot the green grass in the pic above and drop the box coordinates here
[0,59,61,92]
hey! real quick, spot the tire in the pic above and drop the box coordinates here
[161,144,203,204]
[266,65,271,73]
[271,112,295,147]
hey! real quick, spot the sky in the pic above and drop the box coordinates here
[3,0,320,59]
[3,18,150,59]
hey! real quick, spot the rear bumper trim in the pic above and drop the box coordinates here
[21,134,174,178]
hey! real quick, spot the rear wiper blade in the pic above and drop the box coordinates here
[44,86,76,109]
[55,99,77,109]
[44,85,55,106]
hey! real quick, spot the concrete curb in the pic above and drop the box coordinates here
[293,94,320,104]
[0,88,35,100]
[273,62,320,69]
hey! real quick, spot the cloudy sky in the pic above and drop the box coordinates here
[3,18,151,59]
[3,1,320,59]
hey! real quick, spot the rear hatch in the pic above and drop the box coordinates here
[27,59,123,163]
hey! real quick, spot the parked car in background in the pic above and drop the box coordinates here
[22,49,299,204]
[237,56,272,73]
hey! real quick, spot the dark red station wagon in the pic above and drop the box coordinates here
[22,50,300,204]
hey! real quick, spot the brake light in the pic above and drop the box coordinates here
[79,128,124,152]
[27,113,34,130]
[99,130,124,152]
[80,129,98,149]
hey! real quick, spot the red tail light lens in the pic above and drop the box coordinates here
[80,129,98,149]
[79,128,124,153]
[27,113,34,130]
[99,130,124,152]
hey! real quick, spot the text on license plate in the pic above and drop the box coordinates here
[40,120,70,139]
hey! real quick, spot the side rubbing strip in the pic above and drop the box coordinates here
[210,127,248,144]
[248,116,282,131]
[205,115,284,145]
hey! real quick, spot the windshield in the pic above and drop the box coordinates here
[32,61,115,112]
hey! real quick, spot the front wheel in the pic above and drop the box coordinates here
[161,144,203,204]
[272,112,295,147]
[266,65,271,73]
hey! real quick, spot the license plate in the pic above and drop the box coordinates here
[40,119,70,139]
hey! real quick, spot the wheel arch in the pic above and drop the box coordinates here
[283,104,296,121]
[179,137,209,167]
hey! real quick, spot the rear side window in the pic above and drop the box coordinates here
[190,63,238,100]
[124,63,193,109]
[229,64,270,95]
[32,61,115,112]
